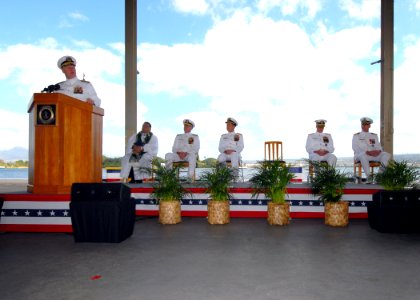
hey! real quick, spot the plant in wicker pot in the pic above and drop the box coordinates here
[201,163,235,225]
[151,165,191,225]
[249,160,295,225]
[369,160,420,233]
[310,161,349,227]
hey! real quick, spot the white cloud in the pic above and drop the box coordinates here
[257,0,322,19]
[0,39,125,158]
[339,0,380,20]
[172,0,209,15]
[394,37,420,154]
[58,12,89,29]
[71,39,95,49]
[1,3,419,162]
[413,0,420,14]
[137,11,387,159]
[0,109,28,150]
[69,12,89,22]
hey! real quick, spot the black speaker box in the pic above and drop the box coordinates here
[368,190,420,233]
[71,182,131,202]
[70,183,135,243]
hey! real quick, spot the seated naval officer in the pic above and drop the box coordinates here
[305,119,337,166]
[165,119,200,181]
[217,117,244,177]
[352,117,391,182]
[121,122,158,183]
[55,56,101,106]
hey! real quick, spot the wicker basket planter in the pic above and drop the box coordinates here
[207,200,230,225]
[324,201,349,227]
[267,202,290,226]
[159,200,181,225]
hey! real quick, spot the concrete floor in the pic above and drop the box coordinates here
[1,217,420,300]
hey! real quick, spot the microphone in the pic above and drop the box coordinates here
[41,84,61,93]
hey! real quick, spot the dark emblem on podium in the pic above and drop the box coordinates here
[37,105,56,125]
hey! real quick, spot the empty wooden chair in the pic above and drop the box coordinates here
[264,141,284,162]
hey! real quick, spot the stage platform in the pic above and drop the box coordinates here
[0,180,380,232]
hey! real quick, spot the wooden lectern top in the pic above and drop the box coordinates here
[28,93,104,116]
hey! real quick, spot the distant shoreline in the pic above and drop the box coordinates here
[0,167,28,169]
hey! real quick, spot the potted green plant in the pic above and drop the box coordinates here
[150,165,191,224]
[310,161,349,227]
[374,160,419,191]
[369,160,420,233]
[201,163,235,224]
[249,160,295,225]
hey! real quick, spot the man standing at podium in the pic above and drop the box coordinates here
[56,56,101,106]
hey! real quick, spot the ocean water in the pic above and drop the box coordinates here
[0,168,110,180]
[0,167,263,181]
[0,166,391,181]
[0,166,353,181]
[0,168,28,179]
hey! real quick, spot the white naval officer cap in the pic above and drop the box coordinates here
[225,117,238,126]
[315,119,327,125]
[183,119,195,128]
[57,56,76,69]
[360,117,373,125]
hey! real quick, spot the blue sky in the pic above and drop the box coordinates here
[1,0,420,161]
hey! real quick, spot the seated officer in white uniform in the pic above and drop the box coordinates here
[121,122,158,183]
[165,119,200,180]
[305,119,337,166]
[217,117,244,176]
[55,56,101,106]
[352,117,391,181]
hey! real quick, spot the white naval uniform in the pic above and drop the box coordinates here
[55,77,101,106]
[217,132,244,169]
[121,132,159,180]
[352,131,391,177]
[165,133,200,179]
[305,132,337,166]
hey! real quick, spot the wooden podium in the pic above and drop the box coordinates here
[27,93,104,194]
